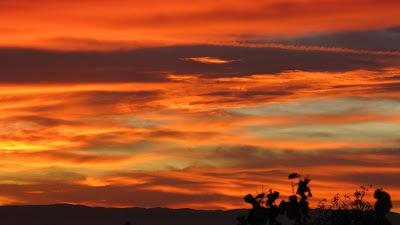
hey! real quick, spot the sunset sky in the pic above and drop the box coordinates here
[0,0,400,211]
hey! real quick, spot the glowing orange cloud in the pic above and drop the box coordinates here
[1,0,400,211]
[181,57,241,64]
[0,0,399,50]
[1,68,400,156]
[0,43,400,210]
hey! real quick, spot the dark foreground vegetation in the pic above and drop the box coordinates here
[237,173,393,225]
[0,203,397,225]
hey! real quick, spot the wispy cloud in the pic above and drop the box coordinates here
[180,56,241,64]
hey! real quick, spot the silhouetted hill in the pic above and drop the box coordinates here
[0,204,398,225]
[0,204,245,225]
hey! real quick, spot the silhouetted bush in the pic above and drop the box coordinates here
[314,185,374,225]
[238,174,392,225]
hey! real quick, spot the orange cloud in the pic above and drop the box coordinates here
[0,0,399,50]
[0,63,400,210]
[1,68,400,155]
[181,57,241,64]
[2,0,400,209]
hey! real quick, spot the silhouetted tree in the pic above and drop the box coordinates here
[244,193,269,225]
[266,189,281,225]
[374,188,392,225]
[279,174,312,225]
[238,173,312,225]
[237,174,393,225]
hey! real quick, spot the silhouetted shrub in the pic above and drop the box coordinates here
[239,173,312,225]
[238,174,393,225]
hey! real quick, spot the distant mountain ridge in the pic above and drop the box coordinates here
[0,204,398,225]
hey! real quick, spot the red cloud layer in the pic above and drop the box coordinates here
[0,0,399,50]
